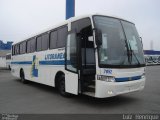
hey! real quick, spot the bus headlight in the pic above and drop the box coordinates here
[97,75,115,82]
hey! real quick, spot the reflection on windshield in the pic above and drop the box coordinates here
[122,21,145,65]
[93,16,145,67]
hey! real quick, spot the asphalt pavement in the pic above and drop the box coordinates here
[0,66,160,114]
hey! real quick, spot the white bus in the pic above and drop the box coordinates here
[11,14,146,98]
[6,53,11,70]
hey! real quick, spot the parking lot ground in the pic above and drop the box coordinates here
[0,66,160,114]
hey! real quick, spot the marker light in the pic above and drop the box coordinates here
[108,91,113,95]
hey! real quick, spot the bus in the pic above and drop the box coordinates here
[6,53,11,70]
[11,14,146,98]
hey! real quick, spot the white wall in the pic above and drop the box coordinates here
[0,57,6,68]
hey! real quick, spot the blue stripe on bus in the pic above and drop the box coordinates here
[115,76,142,82]
[11,61,32,65]
[11,60,65,65]
[39,60,65,65]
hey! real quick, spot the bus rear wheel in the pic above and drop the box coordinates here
[58,75,72,97]
[8,65,11,71]
[20,70,27,84]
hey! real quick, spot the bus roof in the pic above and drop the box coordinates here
[13,13,134,45]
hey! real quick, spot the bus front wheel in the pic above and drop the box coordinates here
[58,75,72,97]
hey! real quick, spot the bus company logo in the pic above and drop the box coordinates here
[45,53,64,60]
[31,55,39,77]
[104,69,112,74]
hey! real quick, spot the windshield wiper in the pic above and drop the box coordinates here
[121,39,141,66]
[127,41,141,66]
[120,39,132,65]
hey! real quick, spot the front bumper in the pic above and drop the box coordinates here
[95,78,145,98]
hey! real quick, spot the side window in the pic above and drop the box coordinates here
[57,26,68,48]
[14,45,17,55]
[20,42,26,54]
[12,46,15,55]
[50,30,57,49]
[71,18,95,68]
[22,42,26,54]
[30,38,36,52]
[66,33,77,72]
[9,54,11,59]
[18,44,20,54]
[71,18,91,33]
[27,40,31,53]
[6,54,11,60]
[15,44,20,55]
[42,33,49,51]
[37,36,42,51]
[20,43,23,54]
[14,45,16,55]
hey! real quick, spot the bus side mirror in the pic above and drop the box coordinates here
[140,37,142,42]
[95,29,102,46]
[140,37,143,47]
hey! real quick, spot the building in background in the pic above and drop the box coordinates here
[143,40,160,65]
[0,40,13,50]
[144,50,160,65]
[0,40,13,68]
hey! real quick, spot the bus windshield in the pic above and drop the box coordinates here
[93,16,145,68]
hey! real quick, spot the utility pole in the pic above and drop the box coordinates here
[66,0,75,20]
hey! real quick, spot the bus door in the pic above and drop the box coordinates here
[80,26,96,93]
[65,18,96,95]
[65,32,79,95]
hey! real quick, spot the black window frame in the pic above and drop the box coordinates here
[20,43,23,54]
[23,41,27,54]
[49,25,68,50]
[57,25,68,48]
[12,46,15,56]
[41,33,49,51]
[14,45,16,55]
[71,18,92,33]
[27,40,31,53]
[6,54,11,60]
[12,25,68,54]
[20,41,26,54]
[15,44,20,55]
[36,33,49,52]
[49,30,58,49]
[36,36,42,52]
[30,38,36,53]
[26,38,36,53]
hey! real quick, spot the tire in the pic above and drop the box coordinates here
[8,65,11,71]
[58,75,72,97]
[20,70,27,84]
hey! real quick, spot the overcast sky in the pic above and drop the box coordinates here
[0,0,159,50]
